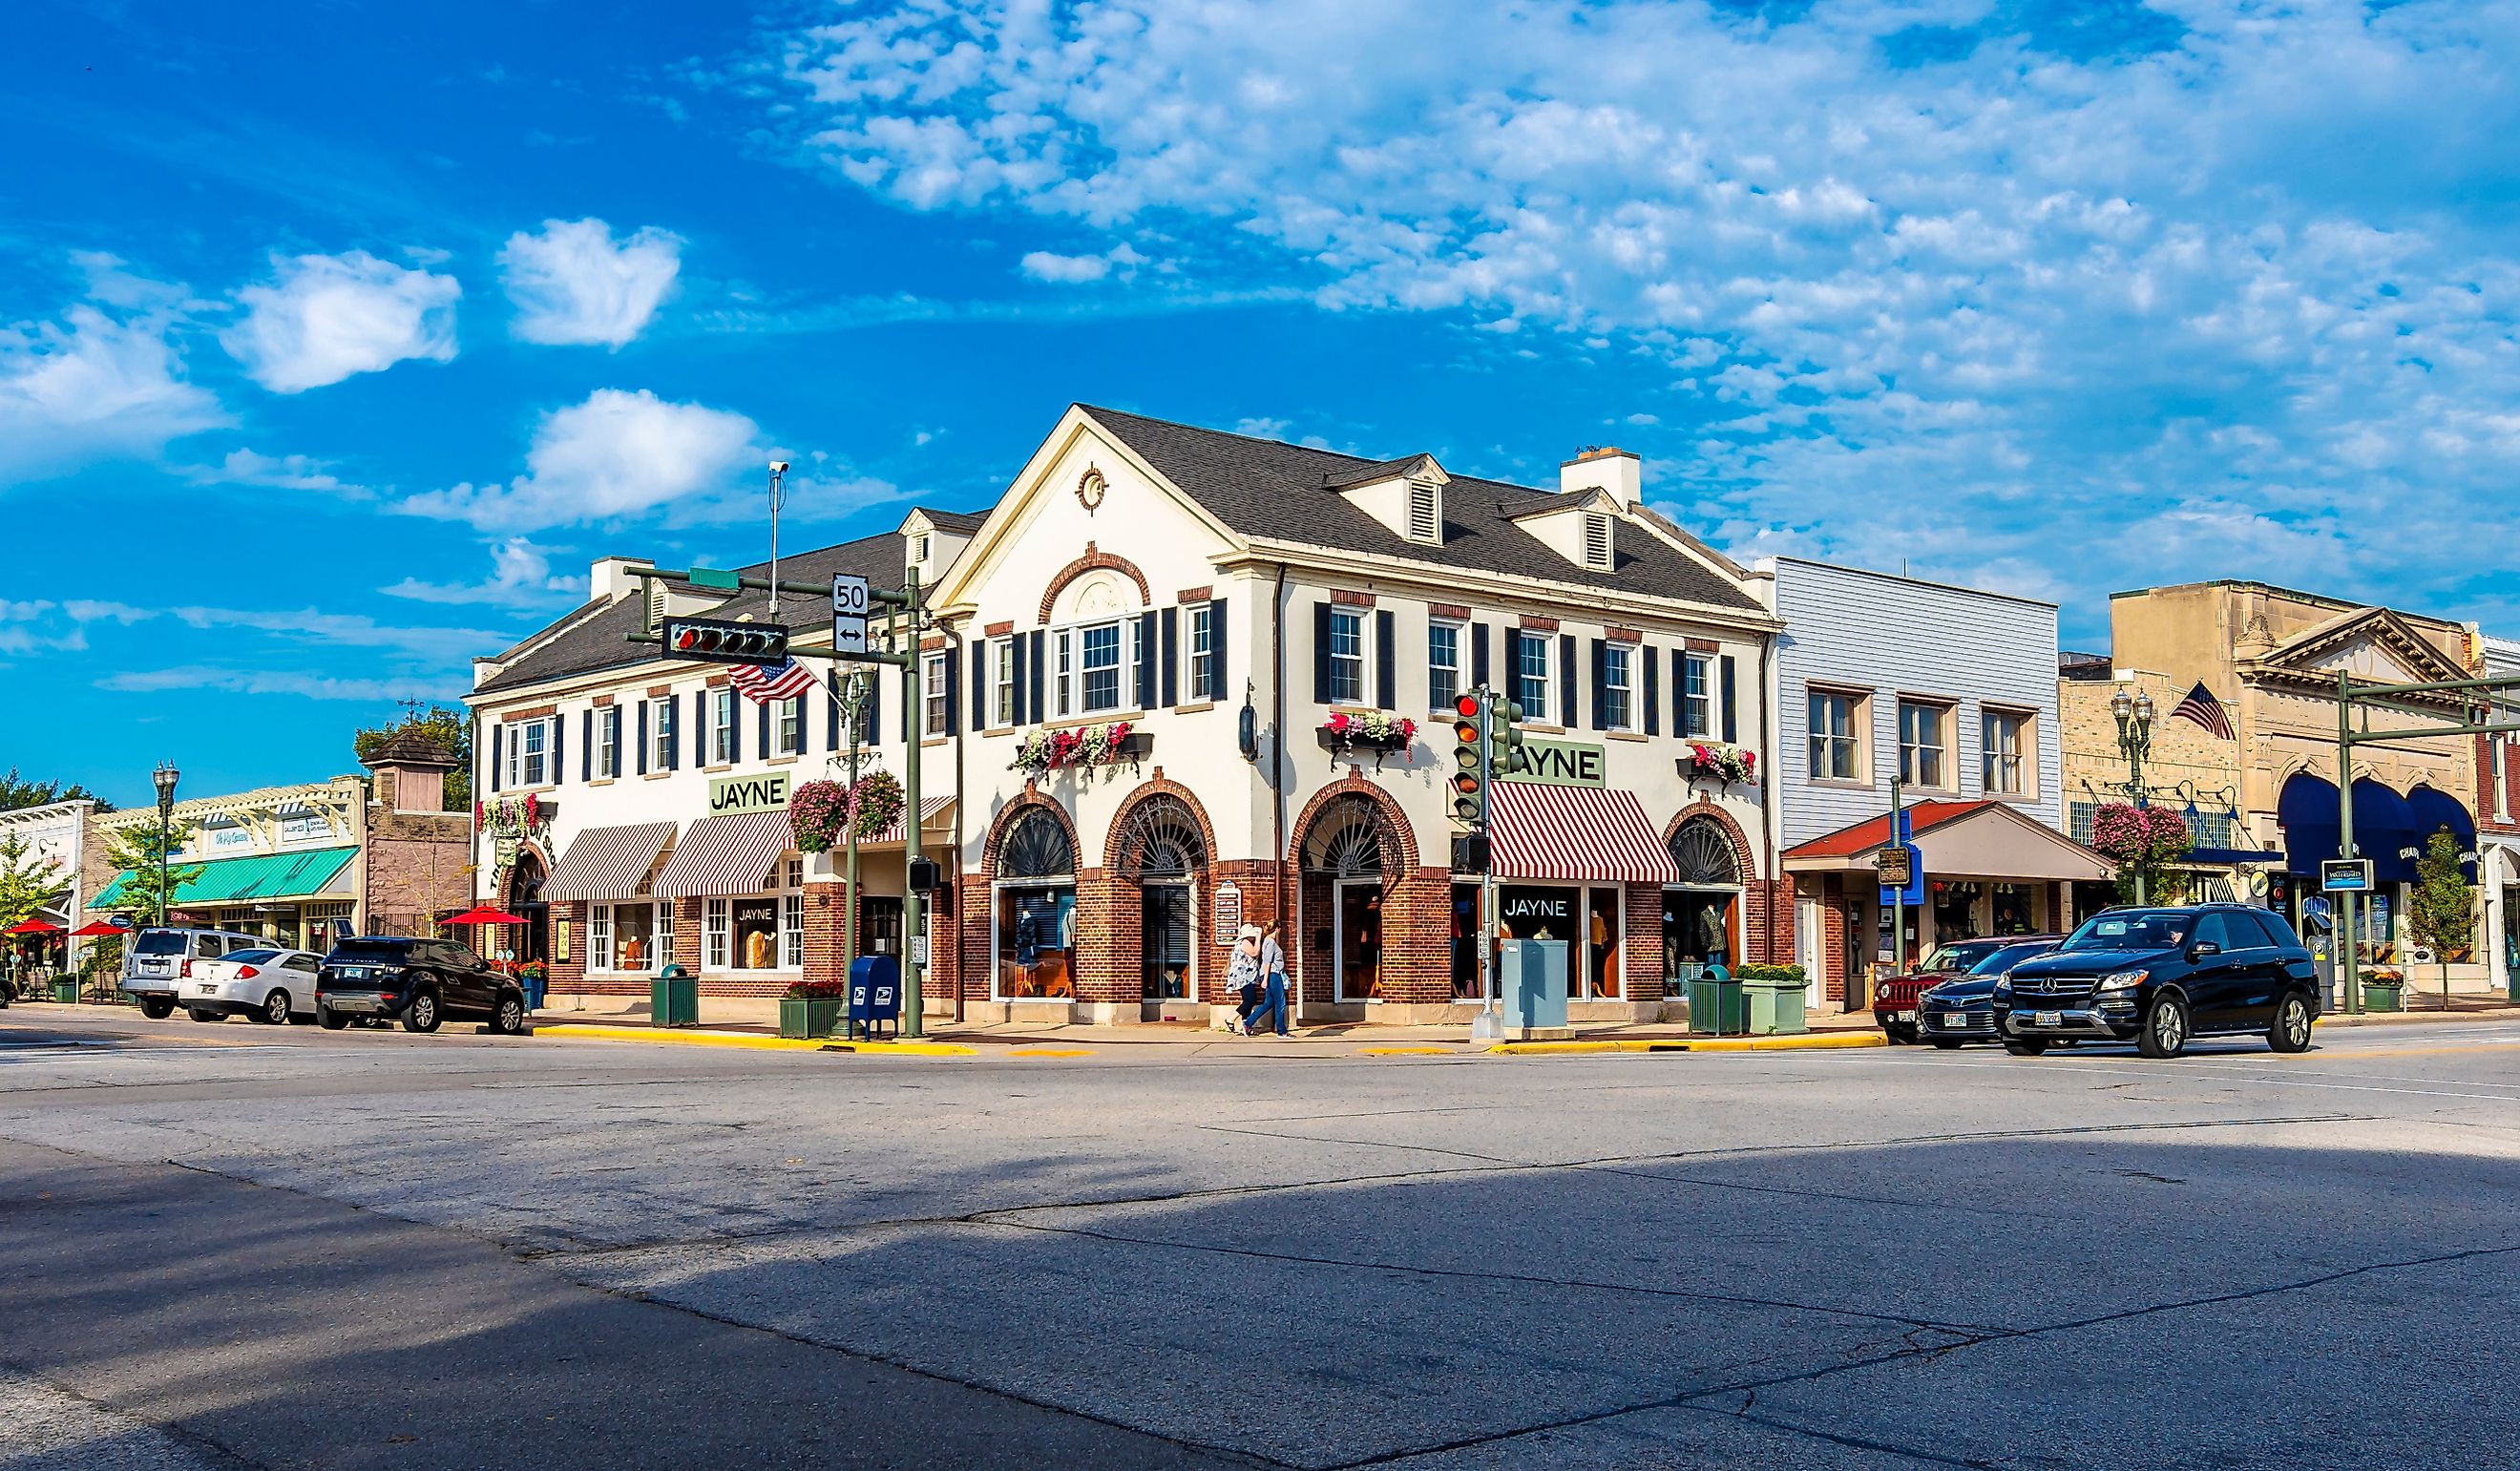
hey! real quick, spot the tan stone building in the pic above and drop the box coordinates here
[2061,581,2486,987]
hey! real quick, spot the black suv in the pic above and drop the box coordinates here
[316,936,529,1035]
[1992,904,2320,1059]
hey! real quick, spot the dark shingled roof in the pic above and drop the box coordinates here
[475,528,934,697]
[914,506,988,533]
[1081,407,1759,611]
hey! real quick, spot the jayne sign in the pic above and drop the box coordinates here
[708,770,791,816]
[1501,736,1606,788]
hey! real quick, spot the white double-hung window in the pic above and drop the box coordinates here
[709,688,737,765]
[1186,603,1217,703]
[1602,642,1635,732]
[993,638,1018,727]
[1679,653,1713,737]
[775,697,804,757]
[1053,618,1139,718]
[505,717,555,788]
[1427,620,1461,711]
[1327,608,1366,704]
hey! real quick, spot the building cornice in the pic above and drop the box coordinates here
[1213,539,1784,636]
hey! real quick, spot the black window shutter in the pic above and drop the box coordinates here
[756,696,770,758]
[864,677,881,747]
[1559,634,1577,726]
[1643,648,1660,736]
[944,648,962,736]
[692,691,706,766]
[582,710,593,781]
[1471,622,1490,691]
[1209,598,1228,703]
[1376,610,1396,710]
[729,691,744,764]
[1028,630,1046,723]
[1011,633,1030,725]
[971,641,988,728]
[826,686,841,750]
[1136,611,1158,709]
[1161,607,1180,708]
[1314,602,1338,706]
[611,708,625,775]
[1589,639,1609,731]
[664,698,680,770]
[1721,655,1739,744]
[488,725,502,792]
[636,702,649,775]
[795,695,811,757]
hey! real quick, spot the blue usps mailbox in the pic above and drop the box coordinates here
[848,956,902,1040]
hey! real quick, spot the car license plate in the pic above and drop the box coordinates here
[2034,1010,2063,1028]
[196,983,218,994]
[1891,1010,1914,1023]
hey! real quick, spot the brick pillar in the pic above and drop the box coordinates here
[671,896,702,973]
[804,884,844,989]
[926,880,961,1006]
[1205,860,1281,1003]
[548,899,586,994]
[1818,876,1850,1006]
[959,868,993,1002]
[1297,871,1335,1004]
[1624,880,1664,1003]
[1375,867,1456,1005]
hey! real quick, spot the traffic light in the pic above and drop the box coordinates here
[662,616,790,664]
[1451,691,1489,828]
[1493,694,1530,775]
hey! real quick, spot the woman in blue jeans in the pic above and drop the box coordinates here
[1241,921,1291,1037]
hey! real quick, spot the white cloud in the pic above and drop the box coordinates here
[399,387,761,531]
[95,666,468,702]
[184,448,368,497]
[0,280,225,484]
[383,536,581,607]
[766,0,2520,625]
[499,218,683,347]
[221,250,460,393]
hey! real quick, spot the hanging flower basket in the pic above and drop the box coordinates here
[1682,743,1757,786]
[790,772,907,851]
[1317,710,1418,755]
[1012,721,1147,775]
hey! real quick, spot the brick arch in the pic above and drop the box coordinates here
[1102,776,1220,879]
[980,789,1080,879]
[1663,801,1757,884]
[1037,541,1152,626]
[498,842,554,906]
[1290,772,1420,875]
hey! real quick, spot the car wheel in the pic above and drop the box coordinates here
[318,1006,349,1031]
[488,991,527,1036]
[257,990,291,1025]
[2137,994,2190,1060]
[186,1007,223,1023]
[1931,1039,1964,1051]
[138,996,175,1019]
[2002,1039,2048,1056]
[402,992,441,1034]
[2268,994,2314,1054]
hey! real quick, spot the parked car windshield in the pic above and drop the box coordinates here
[2060,912,2194,953]
[133,932,186,956]
[326,939,414,963]
[1923,940,2006,973]
[223,949,283,965]
[1973,941,2056,974]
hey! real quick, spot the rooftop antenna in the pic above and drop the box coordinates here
[766,460,791,620]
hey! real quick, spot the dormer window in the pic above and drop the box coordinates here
[1584,513,1612,570]
[914,533,932,564]
[1408,481,1440,545]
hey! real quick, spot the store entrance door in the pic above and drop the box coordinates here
[1335,881,1382,1000]
[861,895,904,958]
[1141,884,1191,1000]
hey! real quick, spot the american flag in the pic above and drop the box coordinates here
[2169,681,2235,740]
[730,657,816,704]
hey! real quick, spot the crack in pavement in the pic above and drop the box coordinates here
[0,1357,272,1471]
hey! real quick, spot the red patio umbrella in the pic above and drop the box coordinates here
[446,906,526,926]
[70,921,127,937]
[5,919,65,935]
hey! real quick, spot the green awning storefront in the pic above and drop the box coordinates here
[89,846,358,911]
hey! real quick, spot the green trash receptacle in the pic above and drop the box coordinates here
[1686,975,1746,1036]
[1741,973,1810,1036]
[52,977,81,1005]
[652,963,699,1027]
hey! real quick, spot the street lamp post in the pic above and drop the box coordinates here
[2110,688,2155,903]
[152,761,179,927]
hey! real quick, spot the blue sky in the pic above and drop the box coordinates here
[6,0,2517,807]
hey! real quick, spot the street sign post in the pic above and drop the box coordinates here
[830,574,871,657]
[2320,857,2374,894]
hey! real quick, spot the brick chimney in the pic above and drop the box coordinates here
[362,732,457,814]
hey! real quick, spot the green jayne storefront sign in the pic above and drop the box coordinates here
[1502,736,1606,788]
[708,770,791,815]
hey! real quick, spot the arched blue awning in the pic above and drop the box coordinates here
[2406,786,2480,883]
[2352,778,2419,884]
[2278,773,2339,877]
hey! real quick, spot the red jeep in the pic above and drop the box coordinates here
[1875,935,2064,1044]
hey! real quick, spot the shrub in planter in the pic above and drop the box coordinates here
[780,977,850,1039]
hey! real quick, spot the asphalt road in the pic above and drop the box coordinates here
[4,1009,2517,1470]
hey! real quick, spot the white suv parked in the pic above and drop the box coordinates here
[180,947,325,1024]
[123,928,269,1019]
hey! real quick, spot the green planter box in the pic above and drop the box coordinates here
[51,978,80,1004]
[1687,977,1747,1036]
[1741,979,1808,1036]
[651,969,700,1027]
[2363,983,2404,1013]
[780,996,844,1040]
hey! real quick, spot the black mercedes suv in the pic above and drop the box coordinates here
[316,936,529,1035]
[1992,904,2320,1059]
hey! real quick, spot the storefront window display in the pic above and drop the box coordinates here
[995,808,1077,998]
[1931,881,1984,943]
[1497,884,1623,999]
[1450,882,1481,998]
[591,902,666,972]
[702,859,802,972]
[1662,818,1740,993]
[1990,883,2036,935]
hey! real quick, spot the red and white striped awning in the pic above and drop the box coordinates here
[1489,782,1679,885]
[651,809,791,899]
[861,797,956,847]
[542,822,677,902]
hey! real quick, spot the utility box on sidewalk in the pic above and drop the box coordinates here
[848,956,902,1040]
[651,963,699,1028]
[1740,971,1809,1036]
[1499,939,1570,1038]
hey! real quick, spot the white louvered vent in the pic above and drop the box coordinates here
[1584,513,1613,570]
[1408,481,1441,544]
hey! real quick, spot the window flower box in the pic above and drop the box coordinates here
[1681,743,1757,787]
[1011,722,1147,775]
[1318,710,1418,755]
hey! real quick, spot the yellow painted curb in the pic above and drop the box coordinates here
[534,1025,830,1052]
[1487,1033,1886,1056]
[1359,1046,1461,1056]
[819,1040,980,1056]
